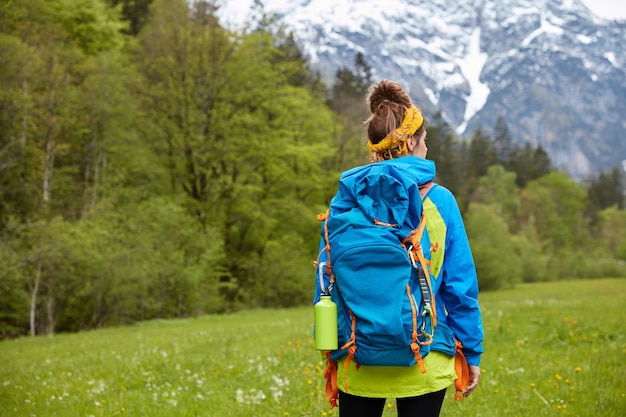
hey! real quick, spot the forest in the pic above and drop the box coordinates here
[1,0,624,339]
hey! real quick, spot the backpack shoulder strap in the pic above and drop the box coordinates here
[419,181,435,200]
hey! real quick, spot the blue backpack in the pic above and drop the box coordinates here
[315,158,437,401]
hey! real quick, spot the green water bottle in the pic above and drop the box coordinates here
[314,294,338,350]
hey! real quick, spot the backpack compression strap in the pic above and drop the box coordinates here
[323,351,338,408]
[454,339,470,400]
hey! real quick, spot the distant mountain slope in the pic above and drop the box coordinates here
[220,0,626,180]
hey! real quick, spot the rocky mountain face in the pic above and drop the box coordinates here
[222,0,626,180]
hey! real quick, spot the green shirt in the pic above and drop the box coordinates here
[337,352,456,398]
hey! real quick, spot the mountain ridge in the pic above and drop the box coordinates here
[220,0,626,180]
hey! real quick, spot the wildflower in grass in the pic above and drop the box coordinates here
[555,374,563,381]
[530,383,536,388]
[387,403,392,409]
[574,367,582,373]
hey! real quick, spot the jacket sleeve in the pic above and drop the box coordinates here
[436,190,484,366]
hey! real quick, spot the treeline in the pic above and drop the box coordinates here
[0,0,624,338]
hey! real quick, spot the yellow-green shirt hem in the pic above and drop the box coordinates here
[336,351,456,398]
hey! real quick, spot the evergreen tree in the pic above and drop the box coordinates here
[493,115,513,168]
[425,111,464,195]
[468,126,497,179]
[509,142,552,187]
[531,145,552,179]
[330,52,372,109]
[588,166,625,211]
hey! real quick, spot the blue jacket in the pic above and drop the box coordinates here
[419,161,484,366]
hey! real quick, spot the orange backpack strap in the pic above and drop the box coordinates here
[454,339,470,400]
[323,351,339,409]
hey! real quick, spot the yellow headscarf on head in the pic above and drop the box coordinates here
[367,106,424,162]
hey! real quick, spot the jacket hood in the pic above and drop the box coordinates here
[376,156,436,186]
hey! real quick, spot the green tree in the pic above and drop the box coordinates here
[465,204,521,290]
[0,0,158,335]
[107,0,153,35]
[136,0,335,307]
[595,206,626,258]
[512,216,550,283]
[472,165,520,229]
[521,171,588,250]
[52,0,126,54]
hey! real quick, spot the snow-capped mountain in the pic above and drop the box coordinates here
[220,0,626,180]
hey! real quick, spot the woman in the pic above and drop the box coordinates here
[331,79,484,417]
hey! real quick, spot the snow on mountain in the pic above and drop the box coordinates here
[218,0,626,180]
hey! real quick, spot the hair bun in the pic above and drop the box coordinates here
[367,79,412,114]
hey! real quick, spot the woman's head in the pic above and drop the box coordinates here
[365,80,428,161]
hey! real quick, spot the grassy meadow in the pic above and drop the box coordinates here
[1,278,625,417]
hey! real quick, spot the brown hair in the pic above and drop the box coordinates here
[365,80,428,160]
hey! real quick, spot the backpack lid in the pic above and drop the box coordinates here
[333,157,436,229]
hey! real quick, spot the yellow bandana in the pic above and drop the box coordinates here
[367,106,424,161]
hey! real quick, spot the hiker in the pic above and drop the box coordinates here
[316,79,484,417]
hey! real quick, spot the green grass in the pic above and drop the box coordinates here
[1,278,625,416]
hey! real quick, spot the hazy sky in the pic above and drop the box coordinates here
[581,0,626,20]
